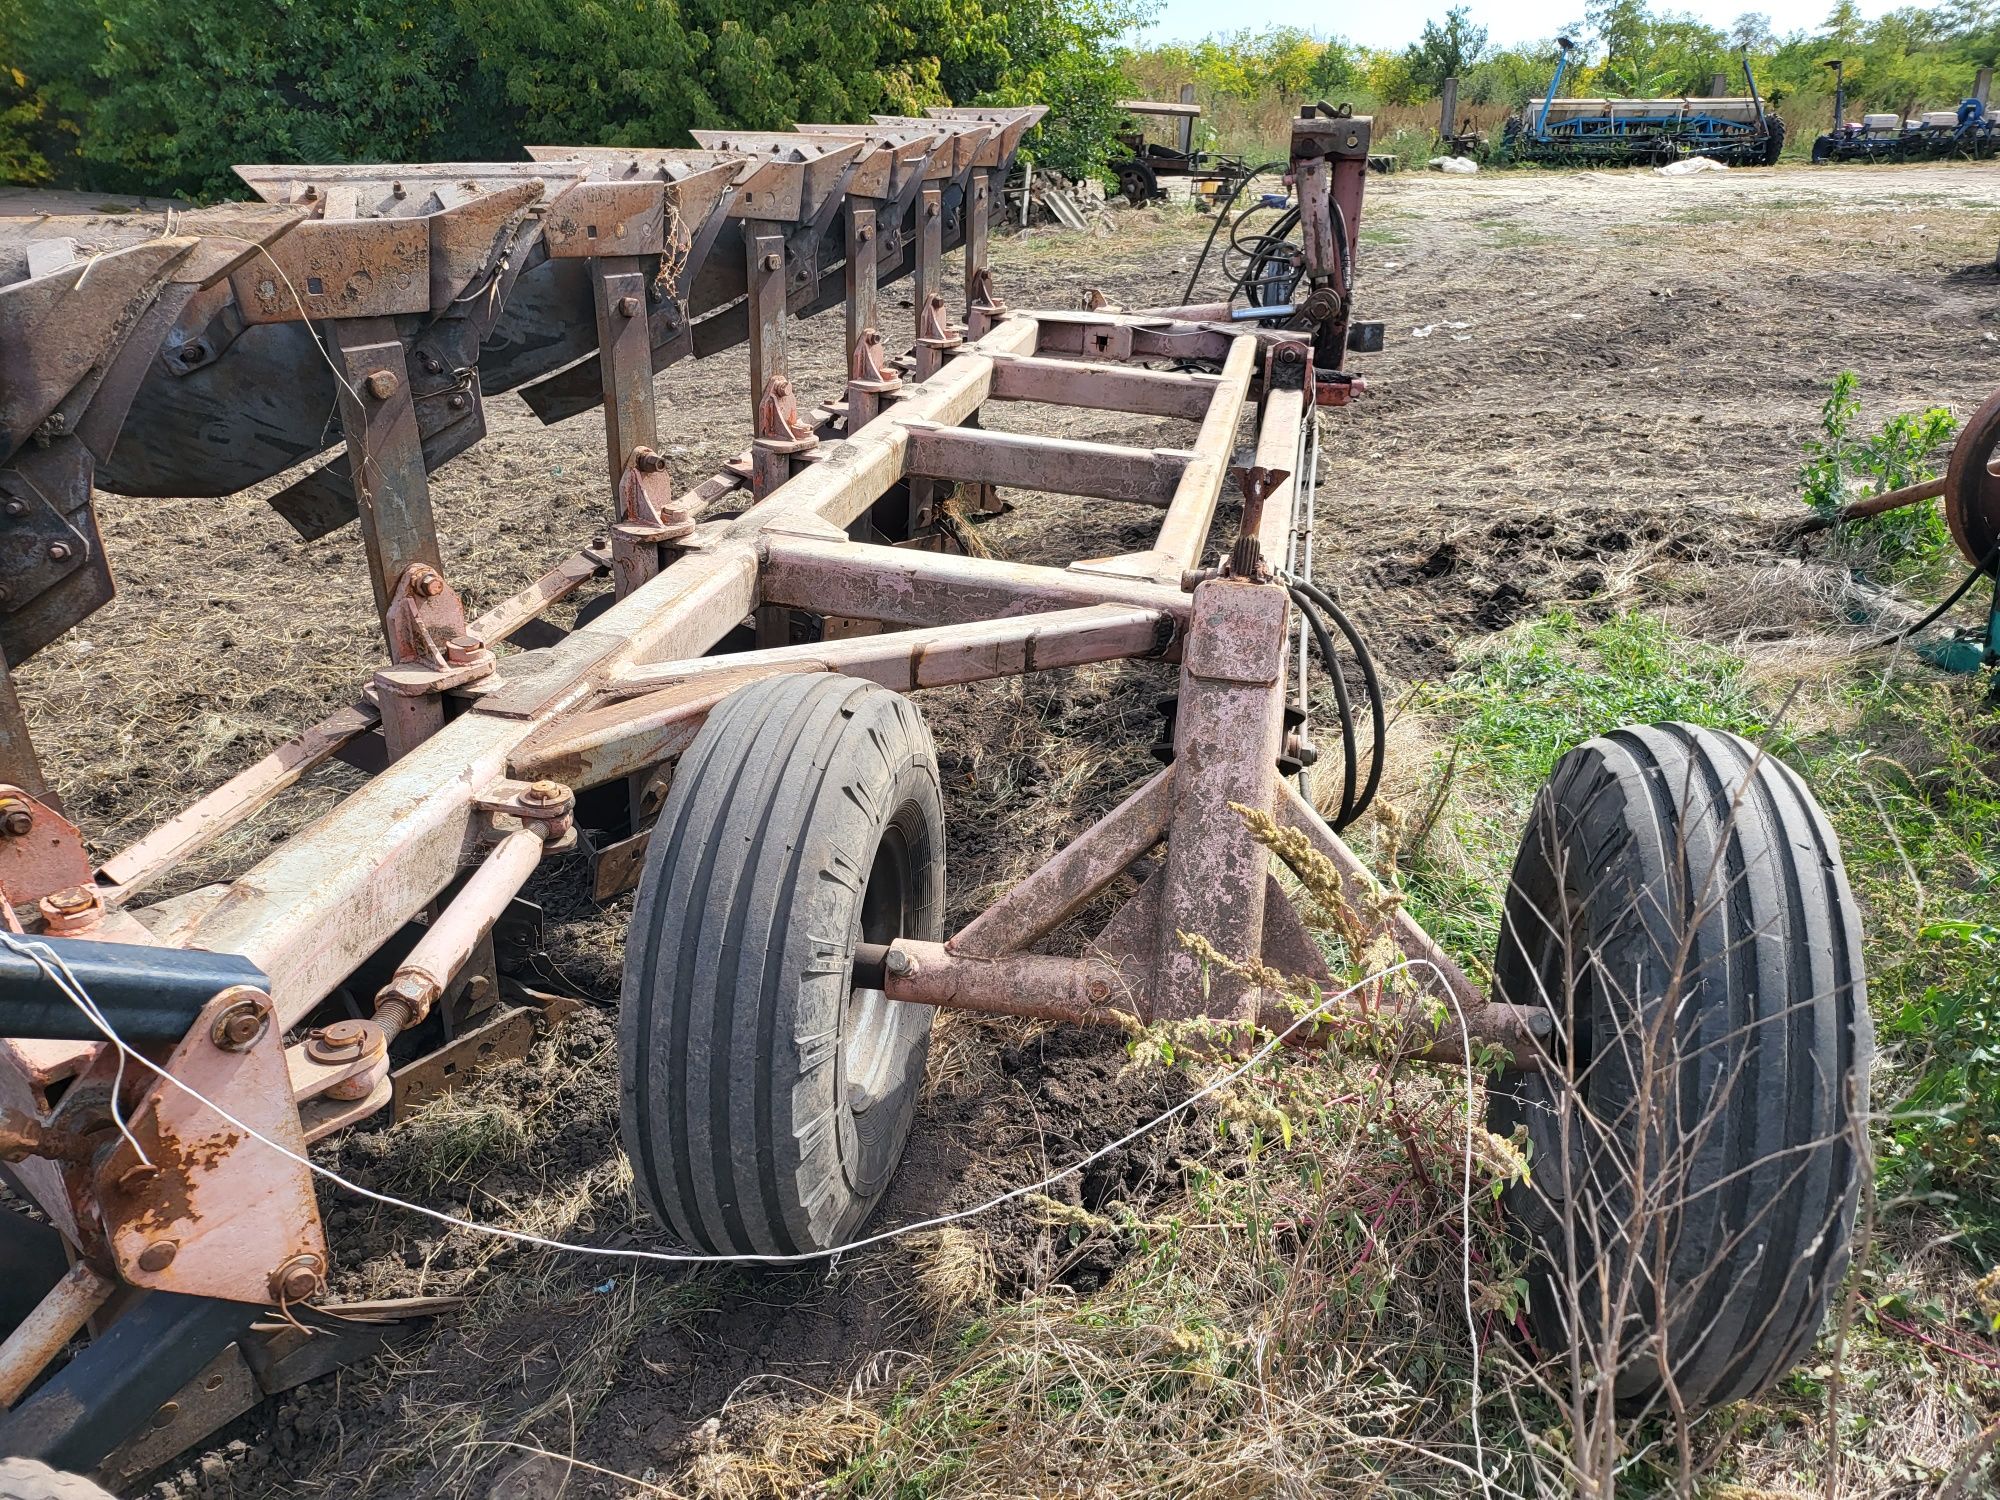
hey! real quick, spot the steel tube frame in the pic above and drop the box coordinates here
[0,113,1489,1398]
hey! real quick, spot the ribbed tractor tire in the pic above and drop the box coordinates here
[0,1460,114,1500]
[1487,723,1870,1415]
[620,673,943,1256]
[1762,116,1788,165]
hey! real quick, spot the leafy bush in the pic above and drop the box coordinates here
[1801,369,1957,563]
[4,0,1148,199]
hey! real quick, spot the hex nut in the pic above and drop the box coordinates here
[618,294,642,318]
[883,946,915,978]
[0,800,32,838]
[47,542,71,562]
[3,499,25,517]
[762,252,783,271]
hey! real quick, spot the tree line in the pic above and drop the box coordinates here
[1129,0,2000,118]
[0,0,1149,198]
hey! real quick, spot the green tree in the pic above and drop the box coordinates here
[1404,6,1490,93]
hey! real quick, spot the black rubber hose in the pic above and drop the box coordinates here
[1240,205,1302,306]
[1873,535,2000,649]
[1290,576,1387,825]
[1179,161,1287,305]
[1287,583,1359,822]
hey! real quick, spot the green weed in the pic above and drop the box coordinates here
[1801,369,1957,566]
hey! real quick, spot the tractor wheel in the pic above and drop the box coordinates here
[1810,134,1836,163]
[1488,723,1870,1415]
[1117,162,1157,207]
[1762,116,1788,165]
[0,1460,114,1500]
[620,673,943,1256]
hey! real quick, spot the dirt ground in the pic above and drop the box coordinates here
[19,159,1999,1496]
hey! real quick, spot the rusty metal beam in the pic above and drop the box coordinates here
[903,423,1192,506]
[949,767,1177,958]
[987,354,1222,421]
[98,703,378,903]
[758,533,1192,629]
[1074,335,1258,584]
[519,604,1169,789]
[177,545,760,1028]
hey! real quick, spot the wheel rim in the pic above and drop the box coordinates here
[843,824,914,1112]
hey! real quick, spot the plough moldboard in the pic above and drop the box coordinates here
[0,100,1872,1491]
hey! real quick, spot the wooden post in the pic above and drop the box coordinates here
[1176,83,1196,155]
[1438,77,1459,140]
[1977,66,1993,108]
[1709,71,1728,98]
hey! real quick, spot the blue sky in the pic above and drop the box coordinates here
[1132,0,1895,51]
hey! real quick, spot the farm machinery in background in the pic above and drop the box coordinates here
[1503,37,1786,166]
[0,92,1870,1499]
[1109,95,1252,207]
[1810,60,1999,162]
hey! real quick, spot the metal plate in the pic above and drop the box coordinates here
[391,1003,540,1119]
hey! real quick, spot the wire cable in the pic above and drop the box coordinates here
[0,928,1444,1271]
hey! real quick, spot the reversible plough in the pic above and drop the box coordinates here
[0,102,1872,1490]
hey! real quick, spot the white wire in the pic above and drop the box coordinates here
[1,931,1477,1274]
[4,935,152,1169]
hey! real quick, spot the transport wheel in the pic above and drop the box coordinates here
[1762,116,1788,165]
[0,1460,114,1500]
[1810,135,1835,163]
[1117,162,1157,206]
[1487,723,1869,1414]
[620,673,943,1256]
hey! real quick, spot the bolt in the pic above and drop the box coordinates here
[633,447,667,474]
[1086,978,1111,1002]
[3,499,25,517]
[422,354,444,374]
[883,946,915,978]
[762,252,783,271]
[271,1254,324,1303]
[407,565,445,599]
[448,393,467,411]
[770,377,791,399]
[858,226,872,243]
[46,542,71,562]
[0,798,31,838]
[618,294,641,318]
[44,886,93,915]
[137,1240,178,1273]
[442,635,484,666]
[392,181,406,198]
[465,974,492,1004]
[211,990,270,1052]
[926,201,939,219]
[522,779,568,808]
[365,369,399,401]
